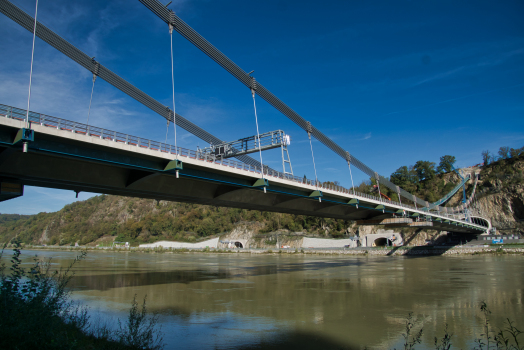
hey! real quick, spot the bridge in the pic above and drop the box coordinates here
[0,0,490,234]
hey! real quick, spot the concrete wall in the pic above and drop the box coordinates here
[361,230,403,247]
[301,237,357,248]
[139,237,219,249]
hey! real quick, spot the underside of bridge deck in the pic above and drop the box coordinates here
[0,122,394,222]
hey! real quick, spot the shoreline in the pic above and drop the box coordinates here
[13,244,524,256]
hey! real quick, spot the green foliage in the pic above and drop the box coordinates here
[479,151,524,193]
[498,147,511,160]
[0,241,90,349]
[434,324,453,350]
[414,160,437,182]
[386,303,522,350]
[0,195,354,246]
[509,147,524,158]
[473,301,524,350]
[437,155,456,174]
[391,166,419,192]
[117,295,163,350]
[482,150,493,165]
[0,244,164,350]
[393,312,423,350]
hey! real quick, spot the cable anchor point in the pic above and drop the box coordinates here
[249,74,257,97]
[168,10,175,34]
[306,121,313,137]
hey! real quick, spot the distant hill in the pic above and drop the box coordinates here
[0,195,351,246]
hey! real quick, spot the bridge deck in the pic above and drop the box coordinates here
[0,109,487,234]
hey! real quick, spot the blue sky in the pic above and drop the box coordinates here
[0,0,523,214]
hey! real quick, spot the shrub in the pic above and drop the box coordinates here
[0,242,164,350]
[0,241,90,349]
[117,295,163,350]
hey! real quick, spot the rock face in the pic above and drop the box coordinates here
[472,157,524,235]
[355,159,524,243]
[474,191,524,234]
[218,222,264,249]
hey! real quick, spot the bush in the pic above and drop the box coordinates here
[0,242,164,350]
[0,242,90,349]
[116,295,163,350]
[388,303,522,350]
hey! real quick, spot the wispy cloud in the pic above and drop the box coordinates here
[360,132,371,140]
[412,47,524,87]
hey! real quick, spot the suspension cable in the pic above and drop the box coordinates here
[346,152,355,195]
[375,173,383,203]
[348,161,355,194]
[169,21,178,159]
[164,119,170,150]
[306,122,319,191]
[250,76,264,180]
[86,73,96,126]
[25,0,38,131]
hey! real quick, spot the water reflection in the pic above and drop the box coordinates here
[10,250,524,349]
[68,258,367,291]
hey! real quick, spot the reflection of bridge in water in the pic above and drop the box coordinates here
[0,0,490,234]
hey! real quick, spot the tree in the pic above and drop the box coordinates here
[436,155,456,173]
[391,166,418,186]
[481,150,492,165]
[413,160,436,182]
[509,147,524,158]
[498,146,510,160]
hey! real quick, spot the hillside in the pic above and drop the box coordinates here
[0,195,351,246]
[473,155,524,233]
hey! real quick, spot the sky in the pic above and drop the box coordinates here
[0,0,523,214]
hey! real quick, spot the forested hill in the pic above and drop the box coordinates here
[1,148,522,246]
[0,195,351,246]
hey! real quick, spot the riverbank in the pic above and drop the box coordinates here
[15,244,524,256]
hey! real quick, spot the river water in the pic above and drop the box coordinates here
[10,250,524,349]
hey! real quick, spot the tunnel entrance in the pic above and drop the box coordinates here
[234,241,243,248]
[373,238,392,247]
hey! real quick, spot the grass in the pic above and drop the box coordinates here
[0,241,164,350]
[389,303,522,350]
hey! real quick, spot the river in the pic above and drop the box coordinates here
[9,250,524,349]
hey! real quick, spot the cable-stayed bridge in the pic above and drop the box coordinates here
[0,0,490,234]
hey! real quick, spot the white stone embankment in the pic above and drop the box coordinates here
[139,237,219,249]
[301,237,357,248]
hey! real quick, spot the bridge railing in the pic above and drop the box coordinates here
[0,104,482,225]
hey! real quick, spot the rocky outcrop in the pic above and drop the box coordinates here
[472,158,524,235]
[474,191,524,234]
